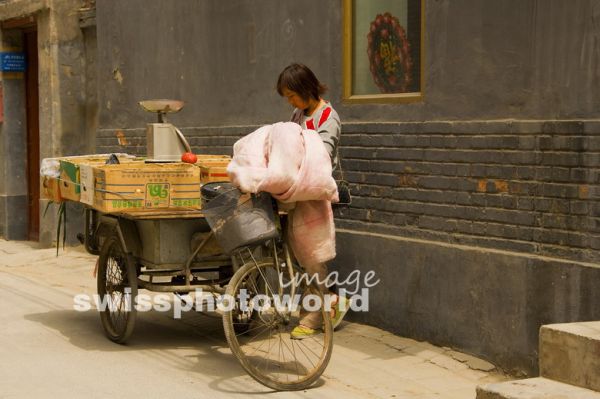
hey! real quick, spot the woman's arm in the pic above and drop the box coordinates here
[317,116,341,162]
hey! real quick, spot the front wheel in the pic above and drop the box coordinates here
[223,258,333,391]
[97,235,138,344]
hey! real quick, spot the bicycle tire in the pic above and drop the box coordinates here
[97,235,138,344]
[223,257,333,391]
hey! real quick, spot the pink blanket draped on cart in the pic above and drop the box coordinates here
[227,122,339,265]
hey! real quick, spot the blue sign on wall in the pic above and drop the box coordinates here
[0,53,26,72]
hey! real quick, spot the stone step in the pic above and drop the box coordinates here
[539,321,600,392]
[476,377,600,399]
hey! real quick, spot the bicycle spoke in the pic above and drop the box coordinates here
[279,334,301,378]
[296,339,321,363]
[277,331,285,376]
[305,331,326,348]
[259,326,275,374]
[250,254,277,299]
[278,333,289,382]
[246,330,273,358]
[232,321,268,337]
[292,338,317,370]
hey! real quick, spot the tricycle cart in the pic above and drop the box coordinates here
[81,185,333,391]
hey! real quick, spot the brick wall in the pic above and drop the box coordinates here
[97,119,600,264]
[96,126,244,158]
[338,121,600,264]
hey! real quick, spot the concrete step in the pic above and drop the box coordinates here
[476,377,600,399]
[539,321,600,392]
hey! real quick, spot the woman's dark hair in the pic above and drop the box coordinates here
[276,63,327,102]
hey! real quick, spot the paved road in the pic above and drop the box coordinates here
[0,240,506,398]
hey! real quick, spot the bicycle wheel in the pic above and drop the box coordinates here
[97,235,138,344]
[223,257,333,391]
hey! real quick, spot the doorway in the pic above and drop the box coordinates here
[0,16,39,241]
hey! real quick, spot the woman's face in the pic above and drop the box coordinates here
[281,88,309,110]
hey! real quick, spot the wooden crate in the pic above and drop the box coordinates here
[88,163,202,213]
[58,155,141,201]
[40,176,62,202]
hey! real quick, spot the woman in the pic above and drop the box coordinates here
[277,63,341,172]
[276,63,349,339]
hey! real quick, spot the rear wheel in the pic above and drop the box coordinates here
[223,257,333,391]
[97,235,138,344]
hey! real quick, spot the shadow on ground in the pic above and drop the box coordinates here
[24,308,326,394]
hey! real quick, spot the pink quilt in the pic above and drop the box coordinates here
[227,122,339,265]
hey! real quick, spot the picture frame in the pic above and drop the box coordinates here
[343,0,425,103]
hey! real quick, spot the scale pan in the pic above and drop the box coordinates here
[139,99,184,113]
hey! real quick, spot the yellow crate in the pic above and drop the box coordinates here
[40,176,62,202]
[90,163,202,213]
[58,155,141,202]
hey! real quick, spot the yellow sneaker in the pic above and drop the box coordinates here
[290,325,321,340]
[331,295,351,330]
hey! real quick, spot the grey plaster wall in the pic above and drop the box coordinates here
[332,230,600,376]
[82,25,98,150]
[96,0,600,129]
[96,0,338,128]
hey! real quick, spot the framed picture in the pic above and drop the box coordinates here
[343,0,424,103]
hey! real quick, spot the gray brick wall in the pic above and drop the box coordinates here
[96,126,245,157]
[97,119,600,264]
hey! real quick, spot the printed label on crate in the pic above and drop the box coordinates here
[171,198,201,208]
[79,164,94,205]
[111,199,144,209]
[145,183,170,208]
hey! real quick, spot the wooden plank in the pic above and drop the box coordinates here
[1,15,35,29]
[114,209,205,220]
[112,208,287,220]
[25,29,40,241]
